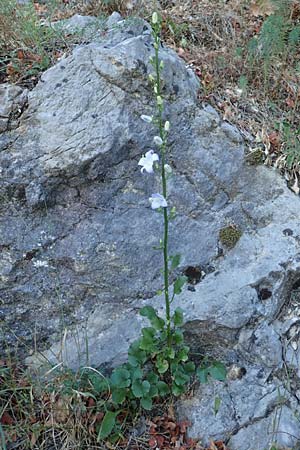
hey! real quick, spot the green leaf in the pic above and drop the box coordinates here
[140,306,165,330]
[128,340,147,365]
[141,396,152,410]
[173,276,188,295]
[165,347,175,359]
[171,382,185,396]
[157,380,170,396]
[112,388,127,404]
[85,372,109,394]
[132,380,151,398]
[196,362,227,383]
[174,369,190,386]
[156,358,169,374]
[176,346,189,362]
[110,368,131,388]
[173,329,184,344]
[184,361,195,375]
[97,411,118,441]
[140,306,157,321]
[196,366,209,384]
[214,396,221,416]
[209,362,227,381]
[131,367,143,380]
[149,384,158,398]
[151,315,165,331]
[140,327,157,352]
[170,254,181,270]
[173,308,184,326]
[147,372,159,384]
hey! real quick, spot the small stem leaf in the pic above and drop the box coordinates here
[173,329,184,344]
[97,411,118,441]
[173,276,188,295]
[172,307,184,326]
[170,254,181,270]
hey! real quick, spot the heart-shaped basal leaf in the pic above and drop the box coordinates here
[171,382,185,396]
[173,369,190,386]
[110,368,131,389]
[141,396,153,410]
[132,379,151,398]
[112,388,127,404]
[157,380,170,396]
[128,340,147,366]
[209,362,227,381]
[139,327,158,352]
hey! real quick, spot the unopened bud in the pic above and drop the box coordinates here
[154,136,163,146]
[152,12,158,24]
[164,164,172,174]
[164,121,170,132]
[141,115,153,123]
[156,96,163,106]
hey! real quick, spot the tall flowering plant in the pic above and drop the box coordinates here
[95,13,226,441]
[138,12,187,350]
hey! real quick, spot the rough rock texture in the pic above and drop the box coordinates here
[1,14,300,449]
[0,84,28,133]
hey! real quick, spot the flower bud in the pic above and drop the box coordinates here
[152,12,158,24]
[148,74,155,82]
[154,42,159,50]
[159,60,164,70]
[154,85,158,94]
[154,136,163,146]
[164,164,172,174]
[141,115,153,123]
[156,96,163,106]
[164,121,170,132]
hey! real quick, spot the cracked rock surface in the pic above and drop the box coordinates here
[1,14,300,449]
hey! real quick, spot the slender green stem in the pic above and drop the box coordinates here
[153,24,171,348]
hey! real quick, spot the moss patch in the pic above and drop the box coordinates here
[219,225,242,249]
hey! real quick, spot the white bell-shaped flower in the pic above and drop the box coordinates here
[138,150,159,174]
[149,193,168,209]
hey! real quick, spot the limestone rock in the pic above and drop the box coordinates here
[1,14,300,449]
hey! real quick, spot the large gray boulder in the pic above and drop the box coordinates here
[1,14,300,449]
